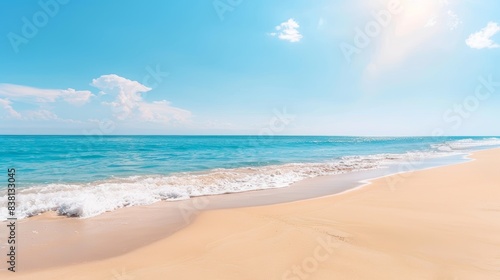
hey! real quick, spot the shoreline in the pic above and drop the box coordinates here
[0,149,500,275]
[1,143,482,222]
[0,150,478,272]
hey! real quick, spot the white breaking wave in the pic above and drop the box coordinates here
[431,138,500,152]
[0,157,382,220]
[1,138,499,221]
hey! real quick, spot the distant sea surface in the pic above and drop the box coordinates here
[1,136,499,220]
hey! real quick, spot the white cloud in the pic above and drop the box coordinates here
[446,10,461,31]
[0,84,93,105]
[61,88,95,105]
[466,22,500,49]
[425,17,437,28]
[92,74,151,95]
[92,74,150,119]
[0,98,70,122]
[421,1,460,31]
[138,100,191,123]
[0,84,93,121]
[0,98,22,119]
[91,74,191,123]
[269,18,303,43]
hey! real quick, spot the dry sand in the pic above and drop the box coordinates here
[2,148,500,279]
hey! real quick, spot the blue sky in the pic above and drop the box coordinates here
[0,0,499,135]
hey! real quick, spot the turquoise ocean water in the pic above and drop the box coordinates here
[1,136,499,220]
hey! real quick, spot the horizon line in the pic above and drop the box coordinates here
[0,134,499,137]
